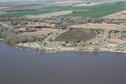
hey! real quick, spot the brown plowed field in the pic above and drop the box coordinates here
[55,29,97,42]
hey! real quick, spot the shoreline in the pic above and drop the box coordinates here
[16,42,126,54]
[1,38,126,54]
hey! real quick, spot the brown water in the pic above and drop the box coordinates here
[0,42,126,84]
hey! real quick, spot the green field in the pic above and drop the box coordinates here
[3,8,58,17]
[2,1,126,18]
[3,4,91,17]
[62,1,126,18]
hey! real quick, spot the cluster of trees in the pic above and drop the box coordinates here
[52,17,112,24]
[51,17,113,29]
[27,17,113,29]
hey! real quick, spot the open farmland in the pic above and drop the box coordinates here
[74,2,101,7]
[103,0,126,3]
[70,23,126,30]
[26,10,73,18]
[0,11,7,15]
[25,22,55,27]
[62,1,126,18]
[1,1,126,18]
[3,7,60,17]
[1,0,126,53]
[103,10,126,20]
[0,7,8,9]
[55,29,97,42]
[22,28,58,36]
[0,7,8,15]
[112,20,126,24]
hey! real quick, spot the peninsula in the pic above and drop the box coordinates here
[0,0,126,53]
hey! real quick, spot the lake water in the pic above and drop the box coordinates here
[0,42,126,84]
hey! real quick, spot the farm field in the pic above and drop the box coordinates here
[22,28,58,36]
[112,20,126,24]
[73,2,101,7]
[3,7,60,17]
[1,0,126,53]
[70,23,126,30]
[55,29,97,42]
[1,1,126,18]
[26,10,73,18]
[103,10,126,20]
[2,5,89,17]
[62,1,126,18]
[25,22,55,27]
[2,2,126,84]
